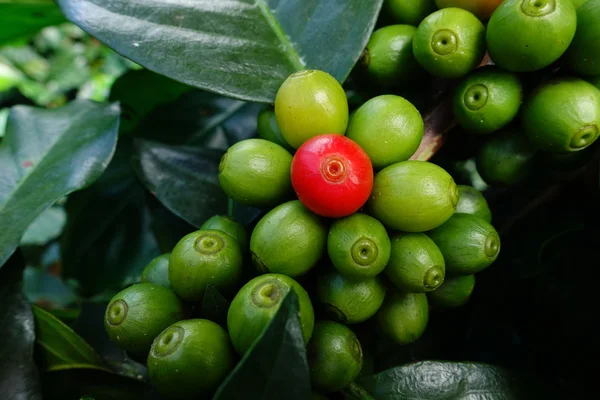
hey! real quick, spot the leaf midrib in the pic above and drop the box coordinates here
[255,0,304,72]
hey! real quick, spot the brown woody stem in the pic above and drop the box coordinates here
[410,53,494,161]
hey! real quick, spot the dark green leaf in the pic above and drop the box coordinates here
[134,89,261,147]
[33,305,110,372]
[108,69,192,135]
[200,285,230,328]
[0,251,43,399]
[132,139,228,228]
[71,302,148,380]
[132,89,264,228]
[21,206,67,246]
[359,361,527,400]
[56,0,384,102]
[213,291,311,400]
[145,192,196,254]
[41,369,146,400]
[23,266,78,309]
[131,90,264,227]
[0,100,120,268]
[0,0,66,45]
[61,140,161,296]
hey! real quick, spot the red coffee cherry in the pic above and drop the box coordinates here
[291,134,373,218]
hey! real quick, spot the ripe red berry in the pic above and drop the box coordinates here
[291,134,373,218]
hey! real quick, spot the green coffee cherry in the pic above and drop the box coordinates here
[385,233,445,293]
[452,67,522,134]
[274,70,348,149]
[375,291,429,345]
[436,0,504,20]
[427,274,475,309]
[250,200,327,277]
[363,25,425,87]
[565,0,600,76]
[328,213,391,280]
[141,253,172,289]
[476,131,537,186]
[307,321,363,393]
[346,95,424,169]
[412,8,486,78]
[200,215,248,252]
[227,273,315,355]
[317,269,386,324]
[256,105,294,152]
[571,0,590,7]
[384,0,437,25]
[427,214,500,275]
[218,138,293,208]
[368,161,459,232]
[148,319,234,399]
[455,185,492,223]
[486,0,577,72]
[169,230,243,302]
[104,283,186,356]
[522,78,600,153]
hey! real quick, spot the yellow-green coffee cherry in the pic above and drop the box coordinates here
[227,273,315,355]
[104,283,186,357]
[375,290,429,345]
[412,7,486,78]
[200,214,248,252]
[452,67,523,134]
[169,229,243,302]
[218,138,293,208]
[427,214,500,275]
[566,0,600,76]
[307,321,363,393]
[327,213,391,280]
[427,274,476,309]
[346,95,424,169]
[368,161,459,232]
[476,131,537,186]
[385,233,446,293]
[141,253,172,289]
[522,78,600,153]
[256,105,294,152]
[436,0,504,20]
[384,0,437,26]
[486,0,577,72]
[363,25,425,87]
[317,269,386,324]
[274,70,348,149]
[250,200,327,277]
[148,319,235,399]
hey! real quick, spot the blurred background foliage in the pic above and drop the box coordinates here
[1,21,140,317]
